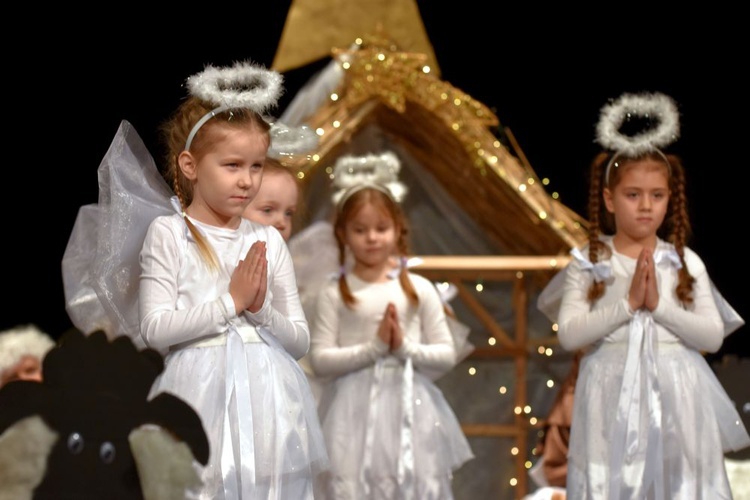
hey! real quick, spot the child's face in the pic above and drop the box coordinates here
[343,203,397,270]
[0,355,43,386]
[603,159,670,242]
[243,170,298,241]
[185,126,267,227]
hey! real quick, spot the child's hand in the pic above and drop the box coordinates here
[628,248,650,311]
[376,307,393,346]
[386,303,403,351]
[230,241,268,314]
[643,250,659,311]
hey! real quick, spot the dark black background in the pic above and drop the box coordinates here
[4,4,746,360]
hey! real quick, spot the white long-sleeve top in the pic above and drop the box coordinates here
[557,237,724,353]
[138,214,309,359]
[310,272,456,378]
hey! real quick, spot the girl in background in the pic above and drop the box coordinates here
[243,158,299,242]
[552,92,749,498]
[310,155,473,499]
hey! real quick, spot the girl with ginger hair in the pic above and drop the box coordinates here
[543,92,748,499]
[310,154,473,499]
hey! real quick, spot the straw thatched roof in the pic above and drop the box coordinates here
[281,32,588,258]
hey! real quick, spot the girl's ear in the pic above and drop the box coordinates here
[603,187,615,214]
[178,151,198,181]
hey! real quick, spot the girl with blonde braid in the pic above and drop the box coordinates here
[543,92,749,499]
[62,61,328,499]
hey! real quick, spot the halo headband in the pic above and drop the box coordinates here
[183,61,284,151]
[336,182,398,210]
[267,121,319,160]
[596,92,679,186]
[331,151,407,207]
[596,92,679,156]
[604,149,672,187]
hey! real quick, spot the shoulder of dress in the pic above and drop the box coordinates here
[148,213,183,233]
[682,247,707,273]
[406,271,432,287]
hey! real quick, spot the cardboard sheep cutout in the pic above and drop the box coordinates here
[0,329,209,499]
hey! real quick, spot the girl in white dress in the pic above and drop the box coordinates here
[548,92,749,499]
[310,156,474,500]
[137,61,327,499]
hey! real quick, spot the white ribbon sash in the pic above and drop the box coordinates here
[608,311,664,499]
[360,357,416,498]
[221,325,256,497]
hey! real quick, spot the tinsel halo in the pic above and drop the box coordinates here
[596,92,680,156]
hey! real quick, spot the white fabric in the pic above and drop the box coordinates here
[64,120,328,499]
[62,120,175,347]
[140,214,329,499]
[311,272,474,499]
[289,220,474,383]
[546,236,750,499]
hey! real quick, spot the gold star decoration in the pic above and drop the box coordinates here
[333,33,497,133]
[272,0,439,75]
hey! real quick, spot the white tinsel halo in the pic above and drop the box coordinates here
[0,324,54,375]
[331,151,408,205]
[267,121,319,160]
[186,60,283,115]
[596,92,680,156]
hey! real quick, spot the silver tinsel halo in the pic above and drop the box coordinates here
[331,151,408,205]
[267,121,319,160]
[186,60,283,115]
[596,92,680,156]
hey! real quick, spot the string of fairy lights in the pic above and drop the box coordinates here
[281,35,578,494]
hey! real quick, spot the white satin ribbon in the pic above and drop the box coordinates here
[608,311,664,499]
[653,248,682,269]
[360,357,416,498]
[570,248,612,282]
[397,357,414,499]
[221,325,256,497]
[169,195,183,215]
[360,359,384,495]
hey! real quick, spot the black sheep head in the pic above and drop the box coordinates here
[0,328,209,499]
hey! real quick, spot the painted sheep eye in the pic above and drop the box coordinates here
[100,442,116,464]
[67,432,84,454]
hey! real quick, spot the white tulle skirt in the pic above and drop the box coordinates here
[149,336,328,500]
[316,360,473,500]
[568,341,749,500]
